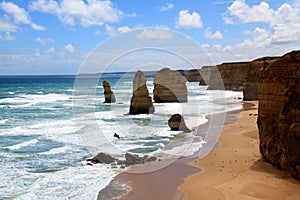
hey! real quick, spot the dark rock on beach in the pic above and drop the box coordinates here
[129,70,154,114]
[153,68,188,103]
[168,114,192,132]
[103,81,116,103]
[88,152,157,167]
[258,50,300,180]
[88,152,119,164]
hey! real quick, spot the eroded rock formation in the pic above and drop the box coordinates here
[129,70,154,114]
[258,50,300,180]
[168,114,192,132]
[103,80,116,103]
[153,68,188,103]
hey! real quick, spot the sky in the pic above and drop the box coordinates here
[0,0,299,75]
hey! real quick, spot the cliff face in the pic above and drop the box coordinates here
[129,70,154,114]
[153,68,188,103]
[258,50,300,180]
[209,62,251,91]
[243,57,279,100]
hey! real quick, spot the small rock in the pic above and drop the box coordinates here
[168,114,192,132]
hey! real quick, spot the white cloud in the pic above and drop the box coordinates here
[0,1,45,31]
[105,24,115,36]
[31,23,46,31]
[225,0,274,23]
[64,44,75,53]
[0,32,15,41]
[0,18,18,32]
[136,29,173,40]
[159,3,174,11]
[105,24,131,36]
[29,0,134,27]
[224,1,300,45]
[94,30,101,36]
[176,10,203,28]
[117,26,131,34]
[34,37,54,45]
[204,27,223,39]
[206,25,299,64]
[46,47,55,54]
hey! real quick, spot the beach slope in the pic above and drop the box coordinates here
[178,101,300,200]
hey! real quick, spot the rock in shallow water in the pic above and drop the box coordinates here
[153,68,188,103]
[103,80,116,103]
[129,70,154,114]
[168,114,192,132]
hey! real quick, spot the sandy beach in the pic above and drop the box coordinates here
[178,101,300,200]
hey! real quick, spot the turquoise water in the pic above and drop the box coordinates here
[0,74,243,199]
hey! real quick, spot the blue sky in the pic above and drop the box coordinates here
[0,0,299,74]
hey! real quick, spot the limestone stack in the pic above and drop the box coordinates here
[103,81,116,103]
[129,70,154,114]
[258,50,300,180]
[153,68,188,103]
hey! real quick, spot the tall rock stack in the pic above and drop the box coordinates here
[258,50,300,180]
[103,81,116,103]
[129,70,154,114]
[153,68,188,103]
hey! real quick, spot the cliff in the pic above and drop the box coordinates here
[243,57,279,100]
[258,50,300,180]
[153,68,188,103]
[129,70,154,114]
[207,62,251,91]
[190,57,279,100]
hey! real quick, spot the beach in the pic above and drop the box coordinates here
[179,101,300,200]
[98,101,300,200]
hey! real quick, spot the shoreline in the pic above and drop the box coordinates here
[178,101,300,199]
[97,103,244,200]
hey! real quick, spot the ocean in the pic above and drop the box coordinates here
[0,73,243,199]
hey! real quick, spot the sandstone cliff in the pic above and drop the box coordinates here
[258,50,300,180]
[103,81,116,103]
[153,68,188,103]
[129,70,154,114]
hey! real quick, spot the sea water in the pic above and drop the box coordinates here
[0,74,243,199]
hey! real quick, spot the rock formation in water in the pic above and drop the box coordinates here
[168,114,192,132]
[103,81,116,103]
[153,68,188,103]
[129,70,154,114]
[258,50,300,180]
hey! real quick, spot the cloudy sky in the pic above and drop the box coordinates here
[0,0,299,74]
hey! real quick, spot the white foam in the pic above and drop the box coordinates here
[38,146,72,155]
[0,93,70,108]
[0,119,7,125]
[8,92,15,95]
[19,165,119,200]
[7,139,39,150]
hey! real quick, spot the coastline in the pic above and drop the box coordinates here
[178,101,300,199]
[97,103,243,200]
